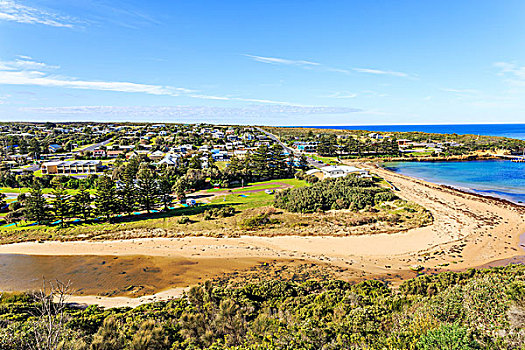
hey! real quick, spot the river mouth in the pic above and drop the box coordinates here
[0,254,269,297]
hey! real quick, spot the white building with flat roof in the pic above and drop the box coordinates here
[320,165,368,179]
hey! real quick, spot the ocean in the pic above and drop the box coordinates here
[298,124,525,140]
[383,160,525,204]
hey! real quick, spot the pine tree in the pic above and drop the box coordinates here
[50,185,70,227]
[25,184,50,224]
[118,164,137,216]
[158,170,173,211]
[137,166,159,213]
[95,175,119,222]
[71,184,92,222]
[298,154,308,169]
[251,145,271,179]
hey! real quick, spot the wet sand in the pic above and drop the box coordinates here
[0,254,267,297]
[0,165,523,307]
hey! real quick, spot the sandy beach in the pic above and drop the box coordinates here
[0,165,523,307]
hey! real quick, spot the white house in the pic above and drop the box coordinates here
[320,165,368,179]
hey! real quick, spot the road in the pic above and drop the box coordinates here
[79,139,112,152]
[256,127,326,168]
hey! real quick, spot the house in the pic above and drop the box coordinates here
[48,144,62,153]
[396,139,412,146]
[92,149,106,158]
[107,150,125,158]
[158,154,180,166]
[369,133,384,140]
[148,150,165,161]
[41,160,102,175]
[212,151,228,161]
[320,165,368,179]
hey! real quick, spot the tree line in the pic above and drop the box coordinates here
[5,145,306,226]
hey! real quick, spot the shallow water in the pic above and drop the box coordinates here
[383,160,525,204]
[0,254,265,296]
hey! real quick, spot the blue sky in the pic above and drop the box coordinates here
[1,0,525,125]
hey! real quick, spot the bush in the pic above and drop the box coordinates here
[416,323,480,349]
[374,191,398,202]
[203,206,236,220]
[177,216,190,224]
[274,174,396,213]
[240,213,280,229]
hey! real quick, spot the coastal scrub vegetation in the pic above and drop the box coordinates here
[274,174,398,213]
[0,265,524,349]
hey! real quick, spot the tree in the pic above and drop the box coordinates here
[118,163,137,216]
[95,175,119,222]
[71,184,92,222]
[0,193,7,211]
[50,185,70,227]
[158,170,173,211]
[5,208,24,226]
[25,184,50,224]
[172,177,188,202]
[137,166,158,213]
[298,154,308,169]
[250,145,271,179]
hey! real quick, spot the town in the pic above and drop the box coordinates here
[0,121,452,232]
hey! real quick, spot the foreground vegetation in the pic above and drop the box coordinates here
[0,264,523,349]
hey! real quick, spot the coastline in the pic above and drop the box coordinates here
[378,160,525,206]
[0,165,523,308]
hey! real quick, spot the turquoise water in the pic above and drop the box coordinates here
[383,160,525,204]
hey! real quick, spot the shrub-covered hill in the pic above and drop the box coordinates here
[0,265,524,349]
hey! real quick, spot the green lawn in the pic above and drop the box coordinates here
[210,191,275,209]
[310,154,340,164]
[206,178,307,193]
[214,161,229,170]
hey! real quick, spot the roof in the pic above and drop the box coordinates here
[320,165,364,173]
[42,160,102,167]
[305,169,320,175]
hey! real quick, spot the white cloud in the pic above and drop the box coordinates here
[0,68,193,96]
[0,56,313,105]
[494,61,525,85]
[20,105,363,124]
[244,55,320,67]
[0,0,75,27]
[245,54,411,78]
[352,67,408,78]
[0,57,59,71]
[441,88,479,94]
[323,92,357,99]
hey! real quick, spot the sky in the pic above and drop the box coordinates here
[1,0,525,125]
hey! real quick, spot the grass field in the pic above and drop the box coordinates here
[0,178,307,235]
[309,154,340,164]
[206,178,307,193]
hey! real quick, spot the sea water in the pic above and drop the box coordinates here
[383,160,525,204]
[299,124,525,140]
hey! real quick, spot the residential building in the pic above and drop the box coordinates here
[41,160,102,175]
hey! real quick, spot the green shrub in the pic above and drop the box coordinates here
[177,216,190,224]
[240,213,280,229]
[274,174,395,213]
